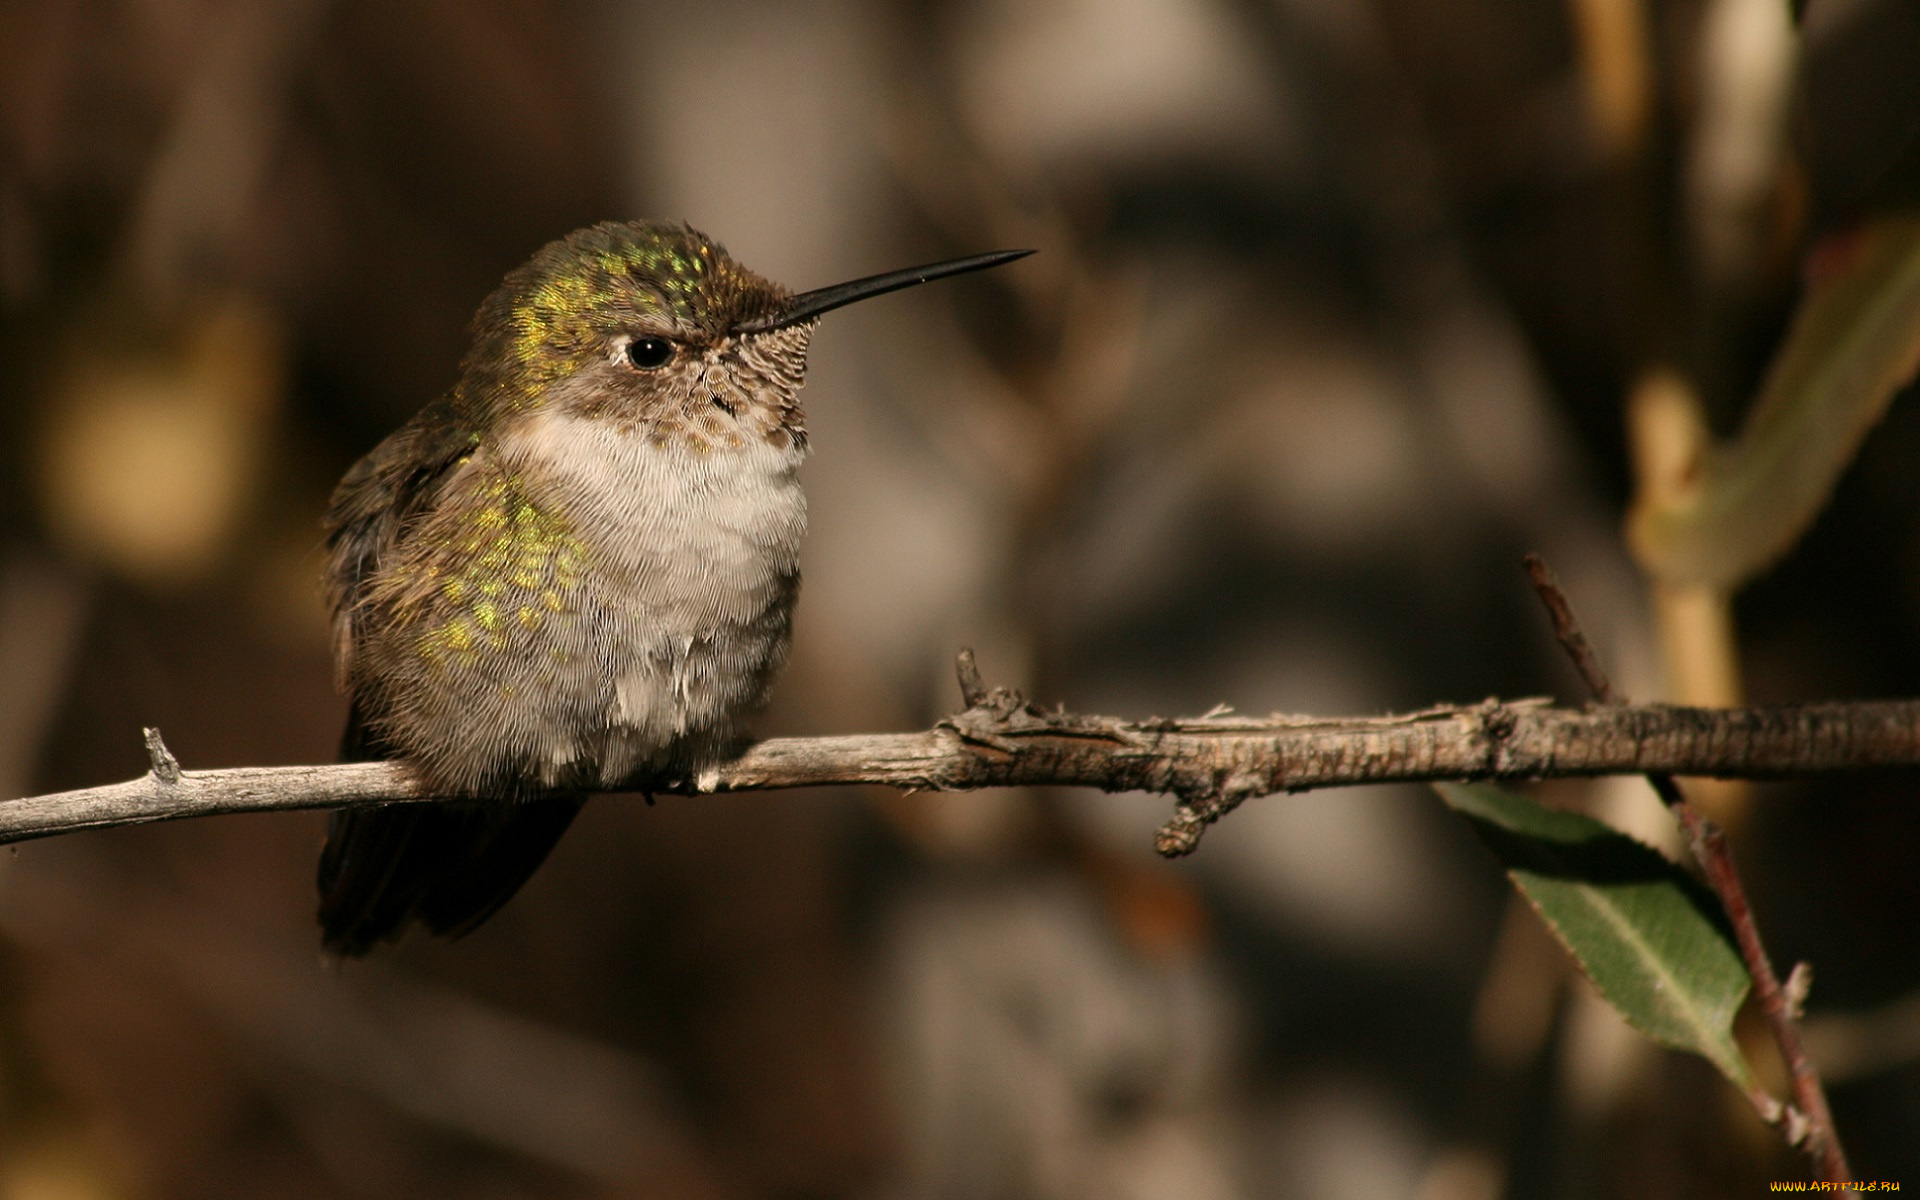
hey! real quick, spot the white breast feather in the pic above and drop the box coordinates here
[495,410,806,784]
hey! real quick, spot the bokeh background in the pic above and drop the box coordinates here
[1,0,1919,1195]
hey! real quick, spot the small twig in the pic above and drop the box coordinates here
[1522,553,1622,704]
[954,648,989,708]
[143,727,182,785]
[1523,554,1853,1186]
[1153,774,1265,859]
[1153,808,1208,857]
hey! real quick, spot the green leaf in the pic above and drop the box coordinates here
[1435,781,1755,1089]
[1629,215,1920,588]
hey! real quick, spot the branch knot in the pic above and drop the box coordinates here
[1478,699,1518,775]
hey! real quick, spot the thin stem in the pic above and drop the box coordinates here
[1523,553,1852,1186]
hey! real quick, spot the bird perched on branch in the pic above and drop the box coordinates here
[317,220,1029,955]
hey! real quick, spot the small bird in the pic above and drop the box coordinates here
[317,221,1029,955]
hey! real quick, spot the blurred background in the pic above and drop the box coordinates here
[1,0,1919,1195]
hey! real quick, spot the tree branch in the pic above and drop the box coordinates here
[9,669,1920,854]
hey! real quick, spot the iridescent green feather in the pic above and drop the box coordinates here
[468,221,779,404]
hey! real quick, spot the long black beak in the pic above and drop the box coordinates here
[734,248,1033,335]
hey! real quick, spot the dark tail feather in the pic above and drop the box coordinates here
[317,797,586,956]
[318,704,585,956]
[418,795,587,938]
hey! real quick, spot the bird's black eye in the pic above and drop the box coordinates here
[625,337,674,369]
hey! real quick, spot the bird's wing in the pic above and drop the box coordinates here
[322,397,477,678]
[317,400,588,956]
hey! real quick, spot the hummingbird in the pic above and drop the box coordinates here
[317,221,1029,955]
